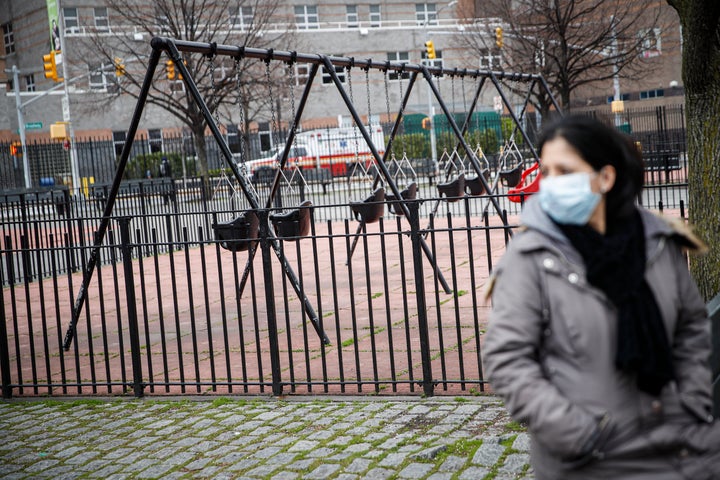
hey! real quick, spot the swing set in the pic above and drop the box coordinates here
[61,37,561,353]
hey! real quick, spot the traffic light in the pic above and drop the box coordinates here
[495,27,503,48]
[425,40,436,60]
[43,52,60,82]
[10,142,21,156]
[166,60,175,80]
[114,57,125,76]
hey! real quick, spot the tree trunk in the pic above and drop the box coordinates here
[191,123,212,201]
[670,0,720,301]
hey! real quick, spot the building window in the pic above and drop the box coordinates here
[479,48,501,69]
[422,49,443,69]
[230,6,253,29]
[113,131,126,156]
[387,51,410,81]
[639,89,664,100]
[346,5,359,28]
[156,10,171,34]
[640,28,662,58]
[295,63,310,86]
[369,5,381,27]
[63,7,79,33]
[322,60,346,85]
[606,93,631,103]
[25,75,36,92]
[3,22,15,54]
[89,62,112,90]
[148,129,163,153]
[295,5,319,30]
[94,8,109,31]
[416,3,437,26]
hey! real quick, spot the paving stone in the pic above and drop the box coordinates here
[498,453,531,474]
[512,433,531,452]
[364,467,394,479]
[378,452,407,467]
[438,454,467,471]
[270,472,300,480]
[344,457,373,473]
[458,466,491,480]
[245,463,280,477]
[303,463,340,479]
[472,442,506,467]
[398,461,435,478]
[288,440,320,452]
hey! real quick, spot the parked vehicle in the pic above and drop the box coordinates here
[240,125,386,178]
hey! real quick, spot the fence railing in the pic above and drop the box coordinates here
[0,183,687,398]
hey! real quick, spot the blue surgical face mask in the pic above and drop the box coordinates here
[538,172,601,225]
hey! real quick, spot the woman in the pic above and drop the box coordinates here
[483,115,719,479]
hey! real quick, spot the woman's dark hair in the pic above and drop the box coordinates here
[537,114,644,220]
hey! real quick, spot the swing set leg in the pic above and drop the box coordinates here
[237,243,258,297]
[270,238,331,345]
[345,221,365,266]
[235,236,330,345]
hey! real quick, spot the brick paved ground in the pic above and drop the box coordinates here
[0,396,533,479]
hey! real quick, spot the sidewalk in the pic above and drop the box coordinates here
[0,396,533,480]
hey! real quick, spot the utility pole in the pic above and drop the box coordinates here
[423,1,457,164]
[10,66,32,188]
[58,0,81,195]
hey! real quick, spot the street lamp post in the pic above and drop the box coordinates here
[424,0,457,164]
[58,0,81,195]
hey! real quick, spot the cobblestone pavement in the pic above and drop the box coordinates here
[0,396,533,480]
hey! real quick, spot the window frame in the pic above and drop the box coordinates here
[387,51,410,81]
[294,5,319,30]
[25,74,36,92]
[2,22,15,55]
[416,3,438,26]
[63,7,80,33]
[88,62,113,91]
[94,7,109,32]
[479,48,502,70]
[229,5,254,30]
[369,5,381,27]
[346,5,359,28]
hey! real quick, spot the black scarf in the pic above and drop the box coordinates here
[558,211,674,396]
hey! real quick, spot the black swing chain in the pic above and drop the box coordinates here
[207,42,220,128]
[383,65,396,159]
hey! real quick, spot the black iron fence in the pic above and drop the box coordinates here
[1,104,687,191]
[0,180,686,398]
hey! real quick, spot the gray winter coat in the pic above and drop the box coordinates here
[483,197,720,479]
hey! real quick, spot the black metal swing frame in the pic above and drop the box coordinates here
[62,37,562,362]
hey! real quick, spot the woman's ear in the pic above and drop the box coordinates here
[599,165,616,194]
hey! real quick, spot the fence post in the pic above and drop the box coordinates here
[708,293,720,417]
[0,252,12,398]
[118,217,145,398]
[408,200,434,396]
[258,209,283,396]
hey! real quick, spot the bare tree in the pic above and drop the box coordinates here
[74,0,297,197]
[665,0,720,301]
[456,0,671,113]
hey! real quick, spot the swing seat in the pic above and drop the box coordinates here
[213,211,259,252]
[499,164,524,188]
[270,201,313,240]
[508,163,541,203]
[386,183,418,215]
[347,188,386,264]
[465,169,491,196]
[350,188,386,224]
[437,174,466,202]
